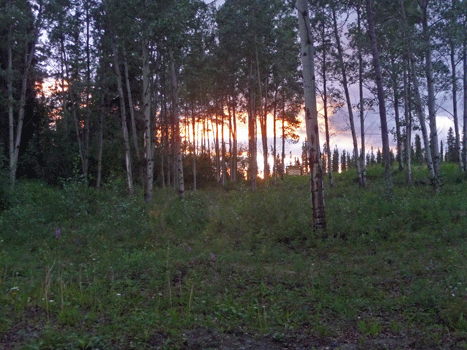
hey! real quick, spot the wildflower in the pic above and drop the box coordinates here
[210,253,216,261]
[55,228,61,239]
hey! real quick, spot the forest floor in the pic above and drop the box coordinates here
[1,163,467,349]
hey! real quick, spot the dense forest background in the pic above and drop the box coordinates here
[1,0,467,199]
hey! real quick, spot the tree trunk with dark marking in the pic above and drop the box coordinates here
[296,0,326,231]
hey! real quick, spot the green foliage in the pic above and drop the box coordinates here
[1,164,467,348]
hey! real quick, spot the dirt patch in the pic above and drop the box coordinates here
[175,328,466,350]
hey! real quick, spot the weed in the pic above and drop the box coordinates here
[1,164,467,348]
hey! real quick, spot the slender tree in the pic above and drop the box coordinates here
[296,0,326,231]
[170,54,185,199]
[142,2,153,201]
[8,0,45,188]
[399,0,437,186]
[420,0,441,182]
[103,0,134,194]
[366,0,393,195]
[331,3,364,187]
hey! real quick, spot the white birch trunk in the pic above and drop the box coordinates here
[366,0,393,195]
[123,47,140,161]
[421,1,441,182]
[449,0,462,169]
[110,38,134,194]
[357,6,366,186]
[296,0,326,231]
[104,0,134,194]
[320,13,333,187]
[9,3,43,188]
[142,36,153,201]
[404,66,412,184]
[400,0,436,184]
[463,36,467,171]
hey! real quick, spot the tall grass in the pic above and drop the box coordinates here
[1,164,467,349]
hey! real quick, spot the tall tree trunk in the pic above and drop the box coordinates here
[248,65,257,190]
[463,32,467,171]
[450,0,462,169]
[214,111,220,182]
[123,47,140,161]
[8,22,14,188]
[255,41,269,180]
[104,0,134,194]
[281,97,286,180]
[221,102,227,185]
[321,17,334,188]
[273,91,278,184]
[192,104,197,190]
[357,6,366,185]
[296,0,326,231]
[142,35,153,201]
[403,65,412,184]
[400,0,436,185]
[421,0,441,183]
[60,39,68,132]
[391,63,404,171]
[450,35,463,169]
[161,67,168,188]
[232,96,238,181]
[109,37,134,194]
[331,5,364,187]
[10,3,43,188]
[170,55,185,199]
[96,90,104,189]
[83,0,92,180]
[366,0,393,196]
[61,23,86,179]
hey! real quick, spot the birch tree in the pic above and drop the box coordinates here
[420,0,441,182]
[399,0,437,186]
[296,0,326,231]
[103,0,134,195]
[365,0,393,194]
[7,0,45,188]
[142,1,153,201]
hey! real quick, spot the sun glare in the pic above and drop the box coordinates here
[37,77,68,99]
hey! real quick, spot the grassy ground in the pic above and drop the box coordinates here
[1,164,467,349]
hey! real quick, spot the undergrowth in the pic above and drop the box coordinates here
[1,163,467,349]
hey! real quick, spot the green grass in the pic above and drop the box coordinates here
[1,164,467,349]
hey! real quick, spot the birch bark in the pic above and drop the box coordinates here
[9,2,43,188]
[400,0,437,185]
[366,0,393,195]
[296,0,326,231]
[142,35,153,201]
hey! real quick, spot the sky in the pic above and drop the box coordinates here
[201,0,461,176]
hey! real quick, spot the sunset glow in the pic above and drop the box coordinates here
[37,77,68,99]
